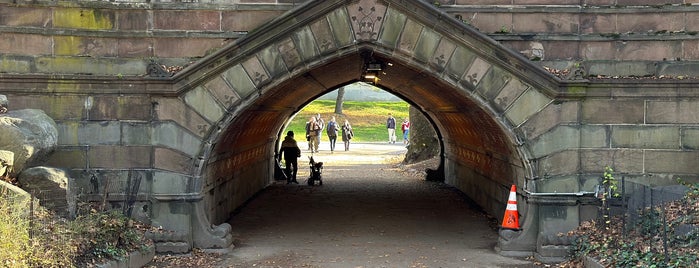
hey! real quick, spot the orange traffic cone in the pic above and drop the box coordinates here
[501,184,521,230]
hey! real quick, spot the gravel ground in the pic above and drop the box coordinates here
[149,142,541,267]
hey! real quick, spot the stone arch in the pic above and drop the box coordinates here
[171,0,563,255]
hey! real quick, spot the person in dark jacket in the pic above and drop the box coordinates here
[341,119,354,151]
[386,113,396,144]
[278,131,301,184]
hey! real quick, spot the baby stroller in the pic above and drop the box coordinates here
[307,156,323,186]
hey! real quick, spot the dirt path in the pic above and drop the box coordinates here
[214,142,538,268]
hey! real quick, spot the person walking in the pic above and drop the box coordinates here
[401,118,410,145]
[386,113,396,144]
[315,113,325,150]
[278,131,301,184]
[341,119,354,151]
[326,116,338,152]
[308,116,321,153]
[305,118,312,150]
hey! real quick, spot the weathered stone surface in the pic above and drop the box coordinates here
[462,12,512,34]
[505,88,552,128]
[0,33,52,55]
[580,125,609,148]
[494,79,529,112]
[222,64,257,99]
[183,86,224,124]
[222,10,282,32]
[0,150,13,176]
[117,10,150,31]
[18,166,76,218]
[580,13,616,34]
[0,6,51,27]
[580,149,644,174]
[645,151,699,174]
[530,126,580,158]
[90,95,153,121]
[88,146,152,169]
[153,122,202,157]
[514,13,578,33]
[54,36,118,56]
[154,38,226,58]
[154,10,220,31]
[682,128,699,149]
[154,148,193,174]
[537,150,579,177]
[647,101,699,124]
[45,149,86,169]
[537,175,580,193]
[581,99,644,124]
[617,13,683,33]
[121,122,152,146]
[241,56,270,88]
[53,8,114,30]
[611,126,680,149]
[0,109,58,174]
[154,97,211,138]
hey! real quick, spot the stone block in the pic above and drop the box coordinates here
[256,46,287,82]
[53,8,115,30]
[397,18,423,55]
[456,0,510,4]
[462,12,512,34]
[513,13,578,33]
[614,41,680,61]
[222,64,257,99]
[447,47,478,83]
[328,8,353,47]
[682,127,699,149]
[580,13,616,34]
[514,0,579,4]
[203,76,239,108]
[10,95,84,120]
[476,66,511,101]
[581,99,643,124]
[586,61,655,77]
[617,13,683,33]
[0,6,51,27]
[292,26,319,62]
[221,10,282,32]
[379,7,407,48]
[154,148,193,174]
[77,121,121,145]
[154,97,210,138]
[54,36,118,57]
[183,86,225,124]
[154,38,225,58]
[90,95,152,121]
[645,151,699,174]
[88,146,152,169]
[117,10,150,31]
[494,79,529,113]
[530,126,580,158]
[35,56,147,76]
[580,149,644,174]
[309,17,337,55]
[117,38,154,58]
[537,150,580,177]
[0,55,32,73]
[152,171,193,195]
[505,88,552,128]
[0,33,52,55]
[580,42,616,61]
[462,57,490,89]
[153,10,220,31]
[45,148,86,169]
[121,122,152,146]
[153,122,202,157]
[241,56,270,88]
[539,203,579,234]
[611,126,680,149]
[647,101,699,124]
[580,125,608,148]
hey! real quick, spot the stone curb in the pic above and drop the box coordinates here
[95,246,155,268]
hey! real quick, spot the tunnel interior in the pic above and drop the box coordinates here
[199,48,527,225]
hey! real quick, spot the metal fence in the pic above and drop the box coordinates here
[597,176,696,263]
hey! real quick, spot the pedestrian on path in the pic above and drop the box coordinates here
[341,119,354,151]
[326,116,338,152]
[401,118,410,145]
[277,131,301,184]
[386,113,396,144]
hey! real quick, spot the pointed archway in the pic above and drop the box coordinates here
[162,0,572,258]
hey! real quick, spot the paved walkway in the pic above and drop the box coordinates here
[219,142,538,267]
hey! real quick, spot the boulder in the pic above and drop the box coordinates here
[18,166,76,218]
[0,109,58,175]
[0,150,13,177]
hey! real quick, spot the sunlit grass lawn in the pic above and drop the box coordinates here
[284,100,409,142]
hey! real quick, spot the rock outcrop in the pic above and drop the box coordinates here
[0,109,58,175]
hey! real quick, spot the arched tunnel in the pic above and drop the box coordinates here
[201,47,529,232]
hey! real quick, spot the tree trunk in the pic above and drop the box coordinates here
[334,87,345,114]
[404,106,439,164]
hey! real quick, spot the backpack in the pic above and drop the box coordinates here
[327,121,337,136]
